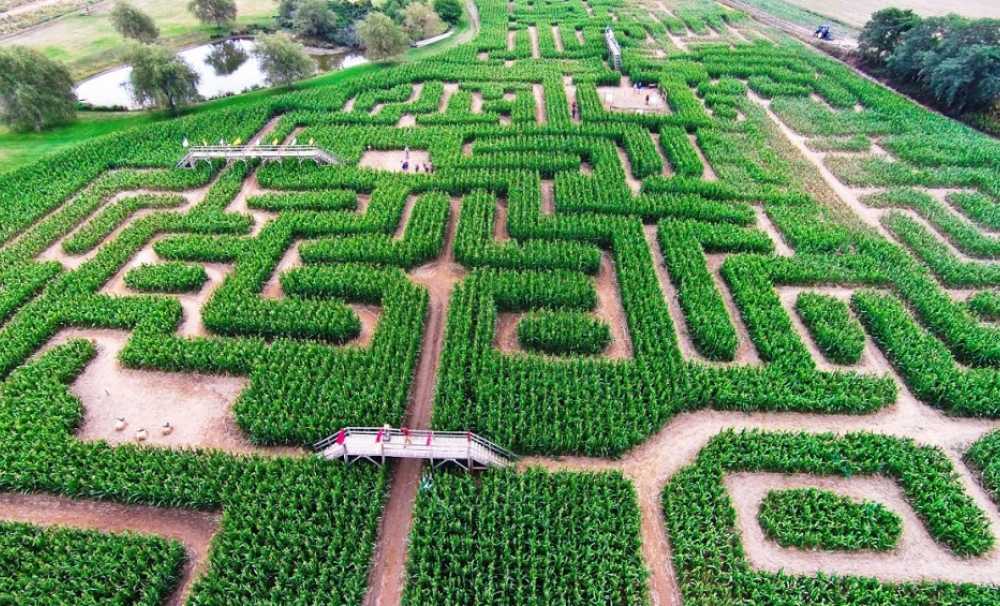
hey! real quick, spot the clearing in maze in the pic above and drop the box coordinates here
[0,0,999,603]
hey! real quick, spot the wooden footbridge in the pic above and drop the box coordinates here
[315,427,518,470]
[177,144,338,168]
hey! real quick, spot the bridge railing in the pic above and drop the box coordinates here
[314,427,518,464]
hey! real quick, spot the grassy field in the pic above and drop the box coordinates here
[0,0,277,79]
[775,0,999,29]
[0,0,474,174]
[0,63,383,173]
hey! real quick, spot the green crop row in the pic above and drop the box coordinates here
[758,487,902,551]
[517,310,612,356]
[665,430,998,604]
[404,468,647,606]
[124,262,209,293]
[795,292,865,365]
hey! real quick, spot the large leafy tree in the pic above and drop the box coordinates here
[110,1,160,43]
[857,7,920,66]
[402,2,446,42]
[292,0,337,39]
[254,33,315,87]
[920,19,1000,113]
[188,0,237,29]
[127,43,201,114]
[0,46,76,132]
[886,15,965,83]
[357,11,409,61]
[433,0,461,25]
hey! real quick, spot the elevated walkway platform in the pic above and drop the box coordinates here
[177,145,338,168]
[315,427,518,470]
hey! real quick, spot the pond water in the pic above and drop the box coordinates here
[75,38,366,110]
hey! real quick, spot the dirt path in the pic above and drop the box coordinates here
[715,0,857,50]
[551,25,563,52]
[649,134,674,177]
[562,76,579,124]
[728,472,1000,584]
[363,197,464,606]
[594,252,634,358]
[0,492,219,606]
[439,82,458,113]
[687,133,718,181]
[753,205,794,256]
[752,91,996,264]
[42,328,308,457]
[532,83,546,125]
[616,145,642,194]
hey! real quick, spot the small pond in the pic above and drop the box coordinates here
[75,38,366,110]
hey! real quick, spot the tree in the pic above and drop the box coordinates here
[277,0,299,28]
[433,0,461,26]
[357,12,409,61]
[292,0,337,40]
[188,0,237,29]
[857,8,920,66]
[402,2,446,41]
[886,15,965,83]
[924,44,1000,113]
[110,1,160,43]
[254,33,315,87]
[127,43,201,114]
[0,46,76,132]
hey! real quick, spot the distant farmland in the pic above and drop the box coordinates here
[782,0,1000,28]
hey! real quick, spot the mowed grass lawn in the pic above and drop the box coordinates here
[781,0,1000,29]
[1,0,277,79]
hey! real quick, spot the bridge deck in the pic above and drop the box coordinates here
[316,427,517,470]
[177,145,337,168]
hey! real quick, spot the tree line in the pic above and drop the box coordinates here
[858,8,999,116]
[0,0,461,132]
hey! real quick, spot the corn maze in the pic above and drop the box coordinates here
[1,0,1000,603]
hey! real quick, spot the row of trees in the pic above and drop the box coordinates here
[1,0,462,131]
[858,9,1000,114]
[277,0,461,58]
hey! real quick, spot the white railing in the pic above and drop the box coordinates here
[315,426,518,470]
[177,145,337,168]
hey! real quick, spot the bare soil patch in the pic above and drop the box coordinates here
[597,77,670,113]
[527,25,540,58]
[439,82,459,113]
[551,25,563,52]
[753,206,794,256]
[531,83,546,124]
[359,150,431,173]
[562,75,580,124]
[397,114,416,127]
[42,329,294,456]
[0,492,219,606]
